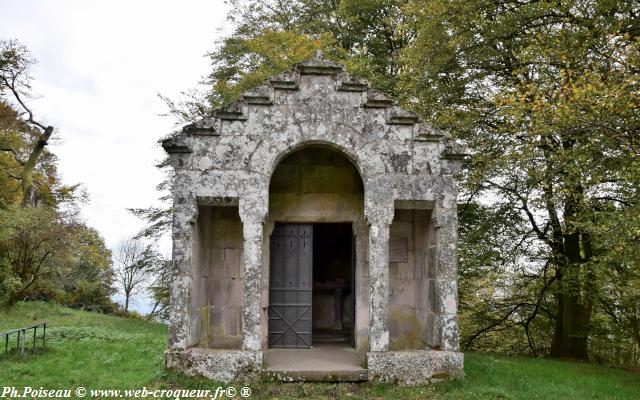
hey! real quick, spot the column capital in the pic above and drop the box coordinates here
[173,193,199,226]
[364,198,395,226]
[434,189,459,211]
[238,197,268,226]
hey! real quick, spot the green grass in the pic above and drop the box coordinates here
[0,302,167,389]
[1,302,638,399]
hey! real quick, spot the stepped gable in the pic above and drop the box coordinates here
[163,52,464,160]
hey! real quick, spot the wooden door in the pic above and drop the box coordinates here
[268,224,313,348]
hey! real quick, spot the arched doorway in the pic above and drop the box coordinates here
[266,146,364,349]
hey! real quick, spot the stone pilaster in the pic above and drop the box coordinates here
[365,201,394,352]
[239,198,267,352]
[168,192,198,350]
[433,204,460,352]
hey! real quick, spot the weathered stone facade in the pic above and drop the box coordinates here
[162,53,465,385]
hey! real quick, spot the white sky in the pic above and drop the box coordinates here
[0,1,231,256]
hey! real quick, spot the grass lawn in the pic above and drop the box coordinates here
[1,302,638,399]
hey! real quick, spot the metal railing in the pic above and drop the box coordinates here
[1,322,46,358]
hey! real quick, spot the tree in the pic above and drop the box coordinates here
[0,39,56,207]
[62,225,116,312]
[402,0,640,359]
[113,238,155,313]
[0,205,72,305]
[145,256,171,320]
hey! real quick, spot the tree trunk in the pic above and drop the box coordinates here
[550,275,592,359]
[124,292,130,313]
[21,126,53,207]
[550,177,593,359]
[6,293,19,306]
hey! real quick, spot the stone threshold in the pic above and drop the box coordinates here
[263,344,367,382]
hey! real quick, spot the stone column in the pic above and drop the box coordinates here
[366,201,394,352]
[239,198,267,352]
[168,192,198,350]
[433,203,460,352]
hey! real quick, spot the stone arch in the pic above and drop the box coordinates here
[267,140,366,193]
[263,141,369,351]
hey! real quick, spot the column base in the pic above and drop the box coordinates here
[164,349,262,382]
[367,350,464,385]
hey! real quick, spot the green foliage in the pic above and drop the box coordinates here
[47,326,133,342]
[60,225,115,312]
[0,206,116,311]
[0,39,60,207]
[401,0,640,361]
[458,203,555,355]
[145,257,171,320]
[0,99,59,207]
[210,30,344,106]
[0,205,70,305]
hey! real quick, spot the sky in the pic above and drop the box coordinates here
[1,1,231,312]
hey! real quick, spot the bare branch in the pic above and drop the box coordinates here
[0,74,47,131]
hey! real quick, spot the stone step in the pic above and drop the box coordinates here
[263,368,368,382]
[263,346,368,382]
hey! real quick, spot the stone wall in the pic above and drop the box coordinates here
[192,206,244,349]
[389,209,434,350]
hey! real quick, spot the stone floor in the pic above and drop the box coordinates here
[263,343,367,381]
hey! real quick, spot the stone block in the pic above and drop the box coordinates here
[210,306,224,333]
[435,279,457,315]
[390,222,413,245]
[424,311,441,348]
[211,218,243,249]
[367,350,463,385]
[437,313,460,352]
[164,349,261,382]
[222,307,241,336]
[393,209,414,222]
[427,246,437,279]
[414,249,426,279]
[269,163,300,193]
[224,248,241,279]
[227,280,244,306]
[429,279,437,311]
[301,165,360,194]
[389,279,416,307]
[210,279,242,307]
[388,309,418,350]
[209,248,225,273]
[416,279,429,310]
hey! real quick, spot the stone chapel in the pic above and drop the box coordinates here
[162,53,466,385]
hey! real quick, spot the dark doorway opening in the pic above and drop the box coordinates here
[312,223,355,346]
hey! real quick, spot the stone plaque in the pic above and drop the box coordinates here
[389,237,408,263]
